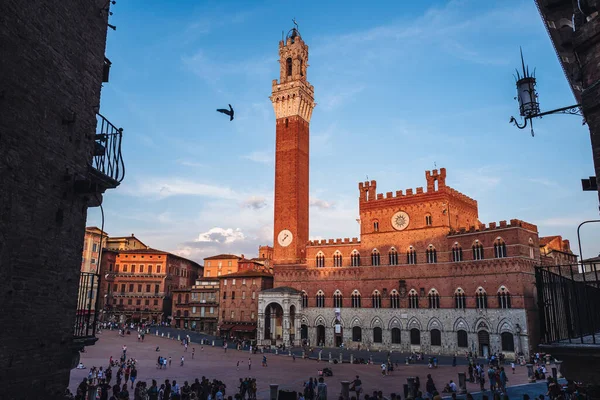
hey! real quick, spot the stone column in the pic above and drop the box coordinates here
[258,313,265,343]
[350,354,354,364]
[270,307,276,340]
[526,364,536,383]
[283,312,290,344]
[294,315,301,345]
[458,372,467,394]
[339,352,343,364]
[329,352,332,363]
[318,350,322,361]
[269,384,279,400]
[340,381,350,400]
[545,354,552,365]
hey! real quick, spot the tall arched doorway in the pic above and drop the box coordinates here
[289,305,296,343]
[301,324,308,341]
[316,325,326,346]
[264,303,284,343]
[478,330,490,358]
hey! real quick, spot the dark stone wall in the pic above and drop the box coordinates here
[0,1,109,398]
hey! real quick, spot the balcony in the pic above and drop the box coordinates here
[75,113,124,198]
[535,263,600,394]
[74,272,101,346]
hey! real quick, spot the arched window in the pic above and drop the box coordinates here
[300,59,303,76]
[501,332,515,351]
[457,330,468,348]
[408,289,419,309]
[494,238,507,258]
[391,328,401,344]
[529,238,535,259]
[410,328,421,345]
[455,288,466,309]
[390,289,400,309]
[316,290,325,308]
[425,214,432,226]
[352,326,362,342]
[372,290,381,308]
[373,327,383,343]
[428,289,440,309]
[430,329,441,346]
[301,291,308,308]
[472,240,484,260]
[426,245,437,264]
[351,290,361,308]
[476,287,488,309]
[316,252,325,268]
[371,249,380,266]
[148,265,153,274]
[184,310,189,317]
[185,294,189,303]
[176,310,181,317]
[351,250,361,267]
[452,243,463,262]
[286,57,292,76]
[177,294,182,304]
[373,220,379,232]
[407,246,417,265]
[333,290,343,308]
[498,286,512,309]
[333,251,343,267]
[132,265,136,273]
[388,248,398,266]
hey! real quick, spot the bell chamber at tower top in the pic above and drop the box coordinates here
[271,24,316,123]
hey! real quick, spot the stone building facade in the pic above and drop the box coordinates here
[0,1,121,398]
[257,25,573,360]
[172,278,220,334]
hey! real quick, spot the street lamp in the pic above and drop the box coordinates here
[509,48,583,137]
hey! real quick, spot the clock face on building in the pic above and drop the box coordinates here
[277,229,293,247]
[391,211,410,231]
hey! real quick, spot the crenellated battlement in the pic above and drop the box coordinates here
[307,237,361,247]
[450,219,538,236]
[357,168,477,208]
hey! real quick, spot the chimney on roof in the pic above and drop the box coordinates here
[241,254,245,259]
[131,233,134,237]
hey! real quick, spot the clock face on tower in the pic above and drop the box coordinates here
[391,211,410,231]
[277,229,293,247]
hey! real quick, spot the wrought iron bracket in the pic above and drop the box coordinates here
[510,104,584,137]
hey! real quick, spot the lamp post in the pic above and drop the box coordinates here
[509,48,583,137]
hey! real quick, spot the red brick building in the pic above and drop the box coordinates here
[218,270,274,340]
[103,246,201,324]
[172,277,220,333]
[257,25,574,359]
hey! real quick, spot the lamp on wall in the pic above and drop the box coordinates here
[509,48,583,137]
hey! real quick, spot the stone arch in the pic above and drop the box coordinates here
[350,316,362,328]
[300,316,309,325]
[497,318,514,334]
[330,316,346,327]
[426,317,444,332]
[264,301,284,314]
[388,317,402,330]
[314,315,326,326]
[475,317,491,332]
[407,316,421,330]
[370,316,383,328]
[453,317,470,332]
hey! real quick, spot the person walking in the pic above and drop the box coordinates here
[180,356,185,366]
[192,348,195,359]
[130,367,137,389]
[248,358,252,370]
[169,356,172,367]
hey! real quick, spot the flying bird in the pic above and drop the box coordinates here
[216,104,234,121]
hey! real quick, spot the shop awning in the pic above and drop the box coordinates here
[219,324,235,331]
[231,325,257,332]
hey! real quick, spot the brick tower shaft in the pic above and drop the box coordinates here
[270,26,315,264]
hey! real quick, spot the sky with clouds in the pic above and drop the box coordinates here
[88,0,599,263]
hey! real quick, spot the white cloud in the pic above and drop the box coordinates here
[310,196,335,210]
[182,50,272,84]
[176,159,204,168]
[242,196,268,210]
[195,227,245,244]
[538,217,585,228]
[121,178,237,200]
[319,85,366,111]
[242,151,273,165]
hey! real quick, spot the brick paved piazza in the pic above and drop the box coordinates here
[70,331,534,399]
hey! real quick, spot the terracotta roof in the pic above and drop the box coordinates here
[539,236,561,246]
[218,270,273,278]
[261,286,300,294]
[117,248,169,255]
[203,254,241,261]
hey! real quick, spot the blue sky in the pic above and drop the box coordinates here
[88,0,599,263]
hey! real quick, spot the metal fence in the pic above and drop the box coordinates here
[535,263,600,344]
[93,113,125,184]
[74,272,101,339]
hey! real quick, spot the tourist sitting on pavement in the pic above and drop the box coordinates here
[442,380,457,393]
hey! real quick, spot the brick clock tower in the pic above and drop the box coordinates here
[270,25,315,265]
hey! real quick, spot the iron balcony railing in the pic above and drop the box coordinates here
[74,272,101,340]
[93,113,125,185]
[535,263,600,345]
